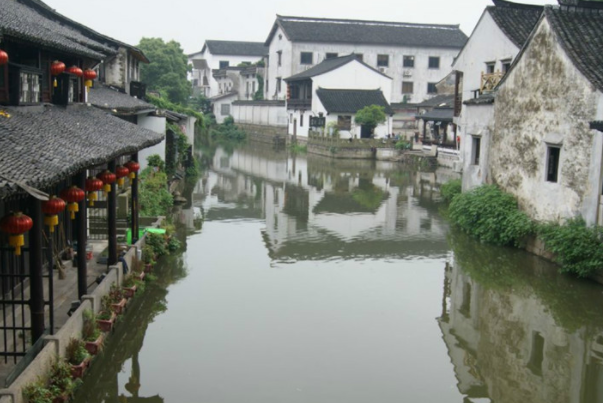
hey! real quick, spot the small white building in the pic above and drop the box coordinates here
[264,15,467,104]
[210,64,266,123]
[188,40,267,98]
[284,54,393,139]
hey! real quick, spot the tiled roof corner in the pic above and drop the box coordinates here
[315,88,393,115]
[487,0,544,47]
[205,40,268,57]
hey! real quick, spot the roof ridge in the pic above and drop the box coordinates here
[206,39,266,44]
[276,15,461,29]
[491,0,545,11]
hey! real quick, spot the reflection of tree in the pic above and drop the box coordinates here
[72,253,187,403]
[352,178,386,210]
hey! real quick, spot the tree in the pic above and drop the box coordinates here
[354,105,387,135]
[137,38,191,105]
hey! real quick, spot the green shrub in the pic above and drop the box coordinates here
[538,217,603,278]
[448,184,533,246]
[394,139,411,150]
[440,179,462,203]
[139,168,173,217]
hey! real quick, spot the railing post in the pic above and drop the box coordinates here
[29,197,45,343]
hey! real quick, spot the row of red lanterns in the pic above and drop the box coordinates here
[0,161,140,256]
[50,60,97,88]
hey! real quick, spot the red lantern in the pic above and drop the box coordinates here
[115,165,130,187]
[41,196,66,233]
[60,186,85,220]
[83,69,97,88]
[85,176,103,206]
[67,66,83,77]
[0,212,33,256]
[97,170,116,194]
[0,50,8,66]
[51,61,65,88]
[125,161,140,179]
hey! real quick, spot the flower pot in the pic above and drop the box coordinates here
[144,263,153,273]
[53,393,69,403]
[70,357,90,379]
[111,298,127,315]
[123,285,137,299]
[85,334,104,355]
[136,271,145,281]
[96,311,116,332]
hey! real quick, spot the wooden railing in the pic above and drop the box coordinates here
[480,71,504,93]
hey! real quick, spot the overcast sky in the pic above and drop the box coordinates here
[44,0,556,54]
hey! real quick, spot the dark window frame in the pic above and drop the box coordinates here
[337,115,352,130]
[427,82,437,94]
[377,54,389,68]
[546,145,561,183]
[472,136,481,165]
[325,53,338,60]
[402,81,414,94]
[403,55,415,68]
[428,56,440,69]
[300,52,313,65]
[219,60,229,69]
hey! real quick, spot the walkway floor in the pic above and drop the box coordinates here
[0,240,112,385]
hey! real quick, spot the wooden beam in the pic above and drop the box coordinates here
[76,171,87,299]
[29,197,45,342]
[108,160,117,266]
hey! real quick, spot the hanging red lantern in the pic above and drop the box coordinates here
[125,161,140,179]
[115,165,130,187]
[59,186,85,220]
[97,170,116,195]
[85,176,103,206]
[0,212,33,256]
[0,50,8,66]
[83,69,97,88]
[51,61,65,88]
[66,65,83,77]
[41,196,66,233]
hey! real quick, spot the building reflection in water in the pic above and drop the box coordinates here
[442,233,603,403]
[193,144,460,262]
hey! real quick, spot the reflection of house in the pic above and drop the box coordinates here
[264,15,468,103]
[188,40,267,98]
[461,1,603,226]
[284,54,393,139]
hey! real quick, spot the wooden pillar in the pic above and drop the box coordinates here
[422,120,427,143]
[29,197,45,342]
[108,160,117,266]
[76,172,87,299]
[131,153,139,245]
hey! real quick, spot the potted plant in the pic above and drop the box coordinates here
[47,359,77,402]
[141,245,155,273]
[122,275,137,299]
[23,380,53,403]
[110,285,127,314]
[82,310,103,355]
[65,337,90,379]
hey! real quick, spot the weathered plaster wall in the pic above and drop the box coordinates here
[104,48,127,90]
[462,103,494,191]
[491,18,602,224]
[137,115,166,169]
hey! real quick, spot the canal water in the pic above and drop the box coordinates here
[74,144,603,403]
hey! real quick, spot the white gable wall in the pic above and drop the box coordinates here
[265,26,294,99]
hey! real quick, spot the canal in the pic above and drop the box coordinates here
[74,144,603,403]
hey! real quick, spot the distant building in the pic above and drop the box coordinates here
[188,40,267,98]
[264,15,468,103]
[211,64,265,123]
[284,54,393,139]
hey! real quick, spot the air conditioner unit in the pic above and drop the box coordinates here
[403,70,412,77]
[379,67,388,74]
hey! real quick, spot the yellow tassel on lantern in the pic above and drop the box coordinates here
[68,202,79,220]
[129,172,136,179]
[117,177,125,187]
[53,78,57,88]
[43,215,59,233]
[85,80,93,88]
[87,191,97,206]
[9,234,24,256]
[103,183,111,194]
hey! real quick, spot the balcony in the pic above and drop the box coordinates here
[480,71,504,93]
[287,98,311,109]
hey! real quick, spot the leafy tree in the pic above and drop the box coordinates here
[354,105,386,134]
[137,38,191,104]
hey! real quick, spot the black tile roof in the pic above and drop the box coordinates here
[487,0,544,48]
[285,54,389,82]
[232,100,286,106]
[416,107,454,121]
[88,85,155,113]
[267,16,468,48]
[209,92,238,101]
[316,88,393,115]
[0,104,164,198]
[415,94,455,108]
[203,40,267,57]
[0,0,114,60]
[464,93,495,105]
[545,5,603,92]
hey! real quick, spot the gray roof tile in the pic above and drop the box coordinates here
[285,54,389,81]
[204,40,267,57]
[88,85,155,113]
[316,88,393,114]
[487,0,544,48]
[268,16,468,48]
[0,104,164,198]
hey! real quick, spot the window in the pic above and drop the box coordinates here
[19,71,41,103]
[252,80,256,94]
[472,136,481,165]
[377,54,389,67]
[277,51,282,67]
[355,54,363,62]
[402,81,414,94]
[403,55,415,68]
[428,56,440,69]
[546,146,561,182]
[276,77,282,93]
[220,104,230,116]
[300,52,313,65]
[427,82,437,94]
[486,62,495,74]
[338,115,351,130]
[325,53,338,60]
[266,79,269,93]
[300,113,304,127]
[502,59,512,73]
[219,61,229,69]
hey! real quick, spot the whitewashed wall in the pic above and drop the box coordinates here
[461,103,494,191]
[231,102,288,127]
[137,115,166,170]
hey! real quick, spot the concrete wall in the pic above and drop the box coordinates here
[137,115,167,170]
[103,47,140,94]
[490,18,603,225]
[231,102,288,127]
[265,26,294,100]
[461,103,494,190]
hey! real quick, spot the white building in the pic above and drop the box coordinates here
[188,40,267,98]
[211,64,265,123]
[284,54,394,139]
[264,15,467,104]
